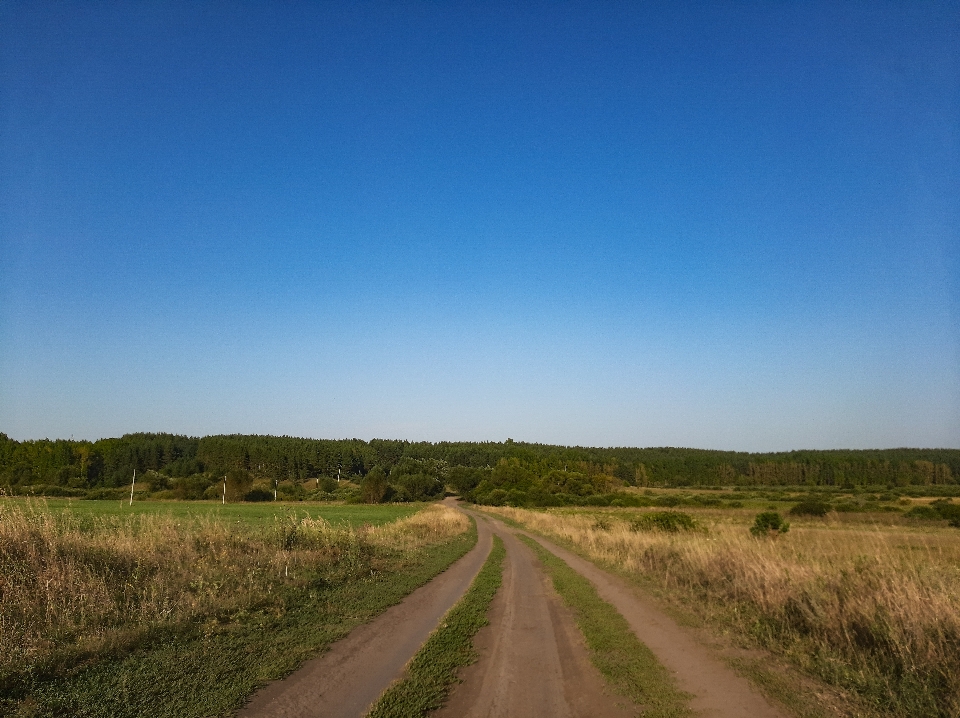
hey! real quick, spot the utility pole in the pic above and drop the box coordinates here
[129,469,136,506]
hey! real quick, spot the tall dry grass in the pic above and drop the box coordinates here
[487,506,960,717]
[0,501,467,682]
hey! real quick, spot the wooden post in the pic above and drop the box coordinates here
[129,469,136,506]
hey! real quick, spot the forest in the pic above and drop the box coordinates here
[1,432,957,505]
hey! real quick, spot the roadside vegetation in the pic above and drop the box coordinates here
[0,500,473,717]
[485,505,960,718]
[519,535,692,718]
[367,536,505,718]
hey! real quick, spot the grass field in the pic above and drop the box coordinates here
[0,500,473,717]
[484,505,960,718]
[2,497,421,527]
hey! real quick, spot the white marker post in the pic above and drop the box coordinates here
[222,476,226,505]
[129,469,136,506]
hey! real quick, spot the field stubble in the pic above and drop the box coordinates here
[0,499,468,700]
[484,506,960,718]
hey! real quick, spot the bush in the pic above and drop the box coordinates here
[789,500,831,517]
[316,476,337,493]
[361,467,389,504]
[583,494,610,507]
[907,500,960,527]
[750,512,789,537]
[391,472,444,502]
[630,511,699,533]
[244,487,274,502]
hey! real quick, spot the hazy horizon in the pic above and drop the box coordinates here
[2,2,958,452]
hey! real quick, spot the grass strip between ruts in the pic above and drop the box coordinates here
[366,535,506,718]
[518,534,694,718]
[10,523,478,718]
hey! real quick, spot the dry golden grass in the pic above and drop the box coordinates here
[366,503,471,551]
[485,506,960,717]
[0,500,467,679]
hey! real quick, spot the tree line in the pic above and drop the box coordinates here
[1,432,957,501]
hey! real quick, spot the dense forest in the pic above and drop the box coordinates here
[1,432,957,505]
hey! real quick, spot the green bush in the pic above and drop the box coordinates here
[789,500,831,517]
[750,511,789,537]
[629,511,698,533]
[244,487,274,502]
[906,500,960,527]
[360,467,389,504]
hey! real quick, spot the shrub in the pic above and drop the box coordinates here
[361,467,389,504]
[789,500,831,517]
[750,511,789,537]
[907,500,960,527]
[630,511,698,533]
[583,494,610,507]
[244,487,274,502]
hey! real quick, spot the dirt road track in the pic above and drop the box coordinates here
[434,515,636,717]
[237,509,493,718]
[236,504,790,718]
[491,514,789,718]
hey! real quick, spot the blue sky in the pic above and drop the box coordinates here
[2,1,958,451]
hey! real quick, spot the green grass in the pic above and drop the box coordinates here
[366,535,506,718]
[518,535,693,718]
[4,497,421,527]
[6,519,477,718]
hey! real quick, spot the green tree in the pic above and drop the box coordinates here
[361,466,390,504]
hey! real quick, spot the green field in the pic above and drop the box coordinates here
[4,497,421,527]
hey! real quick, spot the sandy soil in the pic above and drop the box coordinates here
[434,515,638,717]
[236,504,493,718]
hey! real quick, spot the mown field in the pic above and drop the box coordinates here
[0,499,473,717]
[2,497,422,526]
[483,502,960,718]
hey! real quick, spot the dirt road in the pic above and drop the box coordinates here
[483,513,789,718]
[237,508,492,718]
[435,515,637,717]
[236,504,790,718]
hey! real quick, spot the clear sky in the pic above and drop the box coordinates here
[1,1,958,451]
